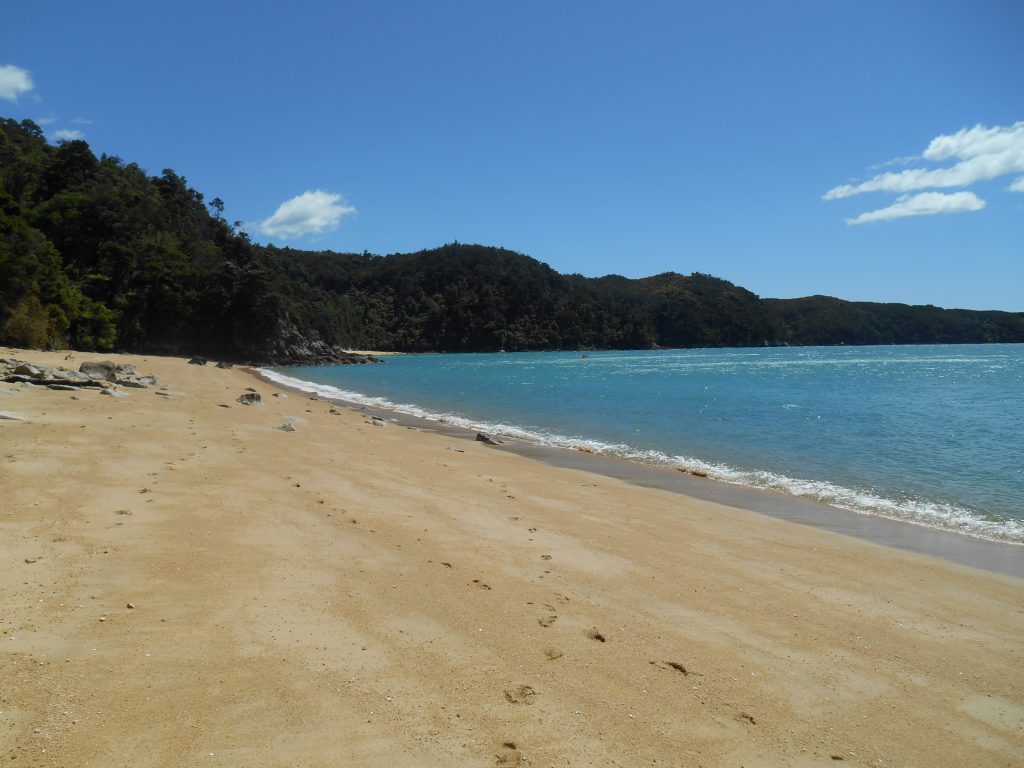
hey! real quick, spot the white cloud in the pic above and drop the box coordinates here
[824,122,1024,200]
[0,64,34,101]
[258,190,356,239]
[37,116,57,126]
[71,117,93,125]
[52,128,85,141]
[846,191,986,225]
[1009,176,1024,193]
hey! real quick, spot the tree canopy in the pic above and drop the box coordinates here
[2,116,1022,360]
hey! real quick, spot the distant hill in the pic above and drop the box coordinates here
[2,116,1022,361]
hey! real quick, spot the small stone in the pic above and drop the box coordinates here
[126,603,135,609]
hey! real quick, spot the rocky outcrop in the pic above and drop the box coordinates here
[240,316,381,367]
[0,358,158,390]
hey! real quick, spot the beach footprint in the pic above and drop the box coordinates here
[495,741,522,766]
[503,686,536,705]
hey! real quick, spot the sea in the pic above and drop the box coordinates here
[262,345,1024,547]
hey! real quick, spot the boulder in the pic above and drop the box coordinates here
[188,357,208,366]
[13,363,42,377]
[118,375,158,388]
[215,361,233,369]
[475,432,502,445]
[50,369,90,383]
[237,392,262,406]
[80,361,138,381]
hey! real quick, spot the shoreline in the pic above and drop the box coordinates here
[254,366,1024,579]
[3,348,1022,766]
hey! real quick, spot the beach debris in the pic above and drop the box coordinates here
[275,422,296,432]
[237,392,262,406]
[371,416,386,428]
[215,361,233,369]
[649,660,691,676]
[188,357,207,366]
[0,410,27,420]
[503,685,536,705]
[585,628,607,643]
[155,389,186,398]
[678,467,709,478]
[476,432,502,445]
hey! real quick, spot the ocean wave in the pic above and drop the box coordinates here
[256,368,1024,546]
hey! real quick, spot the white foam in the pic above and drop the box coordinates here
[257,367,1024,546]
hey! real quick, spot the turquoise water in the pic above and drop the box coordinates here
[264,345,1024,544]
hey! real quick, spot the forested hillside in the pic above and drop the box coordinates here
[2,117,1022,360]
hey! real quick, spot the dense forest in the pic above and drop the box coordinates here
[2,116,1022,361]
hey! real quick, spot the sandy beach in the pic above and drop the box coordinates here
[2,348,1022,767]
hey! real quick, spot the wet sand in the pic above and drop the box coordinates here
[2,348,1022,767]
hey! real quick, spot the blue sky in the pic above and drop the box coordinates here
[2,0,1022,310]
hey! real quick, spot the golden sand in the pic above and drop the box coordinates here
[1,348,1021,767]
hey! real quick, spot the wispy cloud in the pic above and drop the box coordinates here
[258,190,356,239]
[824,122,1024,223]
[71,117,93,125]
[1010,176,1024,193]
[51,128,85,141]
[0,64,34,101]
[37,116,57,126]
[846,191,986,225]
